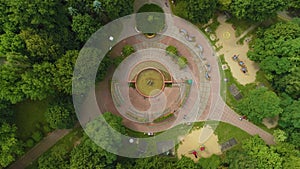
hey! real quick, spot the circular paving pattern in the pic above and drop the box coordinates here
[73,12,220,158]
[223,31,231,39]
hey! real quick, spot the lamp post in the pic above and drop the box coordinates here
[109,36,114,50]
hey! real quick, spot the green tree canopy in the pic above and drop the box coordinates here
[0,53,29,103]
[0,123,23,168]
[20,30,63,62]
[237,87,282,123]
[84,112,125,151]
[4,0,69,32]
[98,0,134,20]
[229,0,287,21]
[279,99,300,129]
[122,45,135,57]
[178,56,188,69]
[21,62,56,100]
[71,14,102,42]
[242,135,283,169]
[70,137,117,169]
[54,50,79,95]
[0,31,25,55]
[38,144,70,169]
[166,45,178,57]
[177,0,217,23]
[45,97,76,129]
[247,21,300,98]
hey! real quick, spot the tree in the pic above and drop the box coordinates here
[70,137,117,169]
[38,144,70,169]
[273,129,287,143]
[0,123,23,168]
[72,14,102,42]
[83,112,125,159]
[178,56,188,69]
[237,87,282,123]
[272,142,300,168]
[242,135,283,169]
[198,154,221,169]
[0,101,13,124]
[229,0,287,21]
[179,0,218,23]
[223,150,258,168]
[114,45,135,66]
[19,30,63,62]
[54,50,78,95]
[45,96,75,129]
[218,0,232,11]
[5,0,70,32]
[21,62,56,100]
[276,67,300,99]
[45,105,74,129]
[177,156,201,169]
[0,31,25,54]
[166,45,178,57]
[0,53,29,103]
[247,21,300,98]
[96,55,112,81]
[97,0,134,20]
[279,99,300,129]
[122,45,135,57]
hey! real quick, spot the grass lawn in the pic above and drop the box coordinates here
[215,122,251,150]
[13,99,52,141]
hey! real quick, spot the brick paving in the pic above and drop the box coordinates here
[116,2,275,145]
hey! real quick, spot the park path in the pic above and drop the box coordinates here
[119,1,275,145]
[221,106,275,145]
[277,11,293,21]
[163,2,275,145]
[236,23,259,41]
[8,129,71,169]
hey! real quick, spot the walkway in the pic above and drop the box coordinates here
[120,1,275,145]
[236,23,259,41]
[162,3,274,145]
[277,11,293,21]
[8,129,71,169]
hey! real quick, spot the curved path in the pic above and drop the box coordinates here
[121,0,275,145]
[163,1,275,145]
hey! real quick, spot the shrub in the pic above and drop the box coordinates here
[166,45,178,56]
[32,131,43,142]
[122,45,135,57]
[25,139,35,148]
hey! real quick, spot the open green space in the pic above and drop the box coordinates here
[13,99,51,141]
[215,122,251,147]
